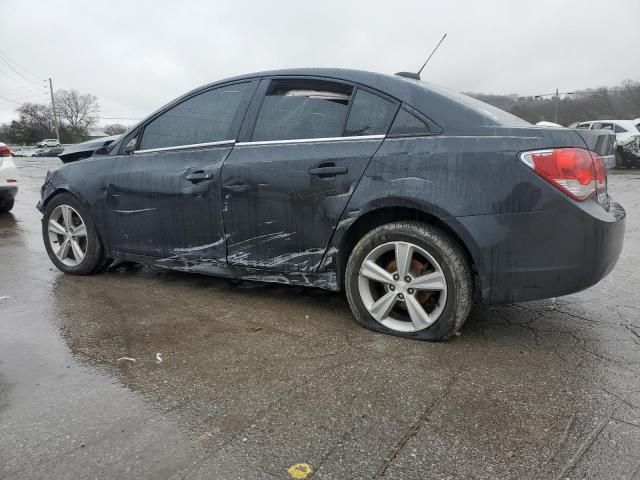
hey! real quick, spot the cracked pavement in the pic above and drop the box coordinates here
[1,158,640,479]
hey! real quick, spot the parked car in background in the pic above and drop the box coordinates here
[32,147,64,158]
[0,142,18,213]
[36,138,61,148]
[568,120,640,167]
[37,68,625,340]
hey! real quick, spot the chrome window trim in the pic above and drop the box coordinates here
[134,139,236,154]
[235,134,385,147]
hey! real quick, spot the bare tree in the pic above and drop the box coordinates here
[103,123,128,135]
[16,103,53,132]
[55,89,100,141]
[7,103,55,144]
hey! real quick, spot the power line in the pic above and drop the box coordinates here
[534,87,640,97]
[0,82,44,96]
[0,57,41,91]
[0,49,42,84]
[0,94,23,104]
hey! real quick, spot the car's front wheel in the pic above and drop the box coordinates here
[42,193,108,274]
[345,222,473,341]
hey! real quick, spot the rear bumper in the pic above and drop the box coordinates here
[0,185,18,199]
[453,199,625,304]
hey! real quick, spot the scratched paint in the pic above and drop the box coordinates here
[112,208,157,215]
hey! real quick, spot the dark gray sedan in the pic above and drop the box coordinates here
[38,68,625,340]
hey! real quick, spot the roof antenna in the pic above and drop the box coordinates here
[396,33,447,80]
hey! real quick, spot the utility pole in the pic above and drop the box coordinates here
[48,78,60,141]
[554,88,559,124]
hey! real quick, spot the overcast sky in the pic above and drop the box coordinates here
[1,0,639,127]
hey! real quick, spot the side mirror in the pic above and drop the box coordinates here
[124,138,137,155]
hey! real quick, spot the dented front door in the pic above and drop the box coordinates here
[220,137,383,272]
[104,144,234,259]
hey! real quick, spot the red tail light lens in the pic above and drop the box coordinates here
[519,148,606,202]
[0,145,11,157]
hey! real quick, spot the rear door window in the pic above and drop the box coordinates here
[139,82,252,150]
[251,79,352,141]
[344,89,397,136]
[614,124,628,133]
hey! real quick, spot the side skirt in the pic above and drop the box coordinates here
[111,252,340,291]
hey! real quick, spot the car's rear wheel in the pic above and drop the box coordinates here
[0,197,14,213]
[345,221,473,341]
[42,193,107,275]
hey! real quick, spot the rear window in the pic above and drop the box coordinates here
[414,81,530,127]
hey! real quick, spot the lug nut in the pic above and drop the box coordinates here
[393,274,399,281]
[404,276,412,282]
[398,293,405,300]
[407,288,415,295]
[389,285,395,291]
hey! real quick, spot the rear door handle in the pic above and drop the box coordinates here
[185,170,213,183]
[308,165,348,177]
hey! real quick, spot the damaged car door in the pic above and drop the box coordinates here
[221,78,399,272]
[104,81,257,259]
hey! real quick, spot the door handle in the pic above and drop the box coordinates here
[185,171,213,183]
[308,164,348,177]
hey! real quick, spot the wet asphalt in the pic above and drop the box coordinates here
[1,157,640,480]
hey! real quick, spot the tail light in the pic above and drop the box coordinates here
[0,145,11,157]
[519,148,607,205]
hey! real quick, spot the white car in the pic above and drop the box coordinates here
[36,138,61,148]
[0,142,18,213]
[568,119,640,167]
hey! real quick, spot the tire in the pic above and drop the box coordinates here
[345,221,473,341]
[621,150,633,168]
[0,197,14,213]
[42,192,107,275]
[615,151,624,169]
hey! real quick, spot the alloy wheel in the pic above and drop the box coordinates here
[357,241,448,332]
[47,205,88,267]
